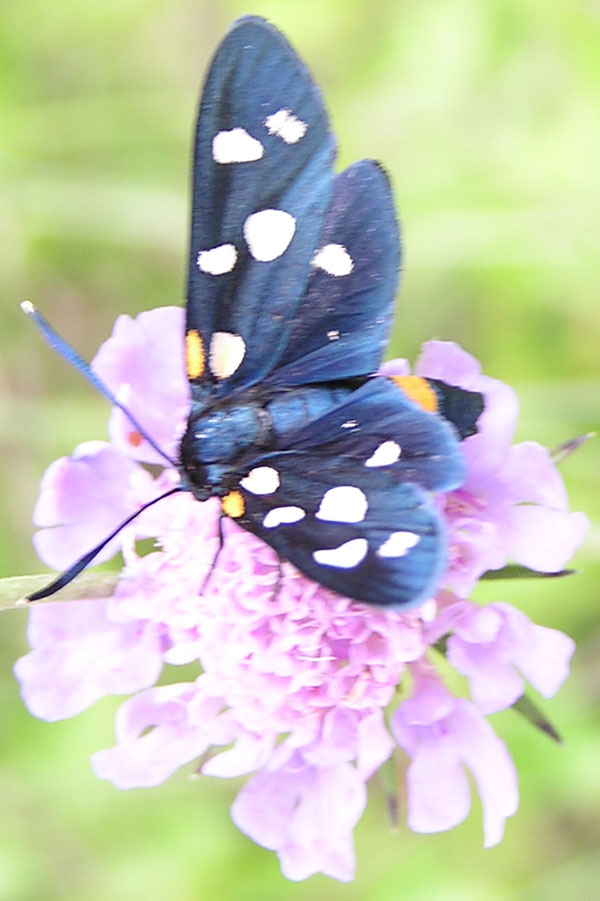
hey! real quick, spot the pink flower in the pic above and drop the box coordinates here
[14,598,163,720]
[232,749,366,882]
[15,308,585,881]
[392,669,518,847]
[92,306,189,464]
[33,442,159,569]
[383,342,588,595]
[426,598,576,714]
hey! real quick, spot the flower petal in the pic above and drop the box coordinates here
[501,505,588,572]
[92,307,190,463]
[232,754,364,881]
[393,675,518,845]
[14,600,162,720]
[33,442,157,568]
[91,683,223,788]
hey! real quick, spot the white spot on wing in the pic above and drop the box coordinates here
[240,466,280,496]
[208,332,246,379]
[313,538,368,569]
[341,420,358,429]
[315,486,368,523]
[376,531,420,558]
[327,329,340,341]
[312,244,354,277]
[265,109,307,144]
[263,506,305,528]
[197,243,237,275]
[212,128,264,163]
[365,440,401,468]
[243,209,296,262]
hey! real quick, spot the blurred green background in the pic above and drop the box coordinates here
[1,1,599,898]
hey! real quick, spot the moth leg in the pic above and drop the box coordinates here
[200,513,226,596]
[268,557,284,605]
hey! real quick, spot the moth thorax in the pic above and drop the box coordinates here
[178,402,267,495]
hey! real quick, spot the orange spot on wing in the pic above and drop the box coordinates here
[389,375,438,413]
[221,490,244,519]
[185,329,205,380]
[128,430,143,447]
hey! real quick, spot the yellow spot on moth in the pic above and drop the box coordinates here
[185,330,205,379]
[221,490,245,519]
[389,376,438,413]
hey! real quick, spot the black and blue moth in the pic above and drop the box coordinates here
[177,16,483,608]
[28,16,483,608]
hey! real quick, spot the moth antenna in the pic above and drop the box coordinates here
[20,301,177,468]
[27,486,182,602]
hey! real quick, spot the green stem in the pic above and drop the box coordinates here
[0,573,119,611]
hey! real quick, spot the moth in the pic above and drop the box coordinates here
[26,16,483,608]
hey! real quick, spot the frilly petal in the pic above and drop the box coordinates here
[501,442,569,508]
[393,675,518,845]
[416,340,483,385]
[232,754,364,882]
[33,441,157,568]
[501,505,588,572]
[450,700,518,847]
[14,600,162,720]
[91,683,224,788]
[92,307,190,464]
[378,357,410,377]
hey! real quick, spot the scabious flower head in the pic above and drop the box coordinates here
[15,307,586,882]
[382,345,588,596]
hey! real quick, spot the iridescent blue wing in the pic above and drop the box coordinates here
[281,377,466,491]
[238,456,443,608]
[186,16,335,393]
[266,159,400,386]
[229,378,465,607]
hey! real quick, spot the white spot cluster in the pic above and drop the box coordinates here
[265,109,307,144]
[197,243,237,275]
[376,531,420,558]
[263,505,305,528]
[327,329,340,341]
[209,332,246,379]
[243,209,296,262]
[212,128,264,163]
[312,244,354,277]
[240,466,280,496]
[365,440,401,468]
[313,538,368,569]
[315,486,368,524]
[198,208,297,276]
